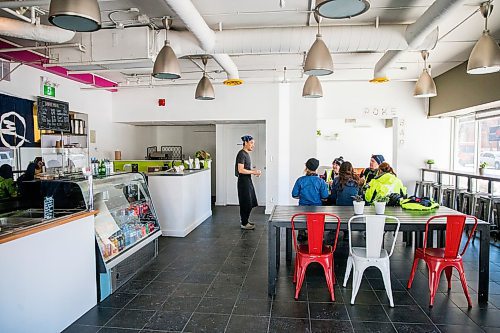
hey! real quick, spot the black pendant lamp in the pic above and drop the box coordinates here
[49,0,102,32]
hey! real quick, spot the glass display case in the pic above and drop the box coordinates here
[26,173,161,301]
[84,173,161,268]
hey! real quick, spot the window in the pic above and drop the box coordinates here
[453,112,500,194]
[453,115,475,171]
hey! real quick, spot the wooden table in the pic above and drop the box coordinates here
[268,205,491,303]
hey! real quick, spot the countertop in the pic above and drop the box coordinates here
[0,210,97,244]
[146,169,210,177]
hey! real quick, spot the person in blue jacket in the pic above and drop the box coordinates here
[330,161,360,206]
[292,158,329,241]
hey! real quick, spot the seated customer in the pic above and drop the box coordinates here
[292,158,329,206]
[292,158,329,241]
[323,156,344,185]
[330,161,360,206]
[360,154,385,186]
[0,164,17,199]
[365,162,407,204]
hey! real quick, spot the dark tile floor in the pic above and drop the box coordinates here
[65,206,500,333]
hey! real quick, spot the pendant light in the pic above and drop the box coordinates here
[302,75,323,98]
[315,0,370,19]
[414,51,437,98]
[195,57,215,100]
[304,13,333,76]
[49,0,101,32]
[467,2,500,75]
[152,17,181,80]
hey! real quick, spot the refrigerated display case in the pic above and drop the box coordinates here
[82,173,161,300]
[31,173,161,301]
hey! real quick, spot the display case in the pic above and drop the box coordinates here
[85,173,161,269]
[78,173,161,300]
[28,173,161,301]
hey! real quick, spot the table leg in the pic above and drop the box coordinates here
[268,224,277,296]
[286,228,292,263]
[478,224,490,303]
[276,227,281,269]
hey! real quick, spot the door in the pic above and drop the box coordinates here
[225,124,266,205]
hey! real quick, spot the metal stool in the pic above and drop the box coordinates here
[431,184,455,206]
[458,191,478,215]
[414,180,435,197]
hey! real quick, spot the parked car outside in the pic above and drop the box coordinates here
[0,151,13,167]
[479,151,500,169]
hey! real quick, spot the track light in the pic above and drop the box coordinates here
[414,51,437,98]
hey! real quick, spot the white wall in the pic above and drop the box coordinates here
[153,125,216,195]
[316,118,394,168]
[112,80,452,211]
[0,65,151,162]
[113,83,280,213]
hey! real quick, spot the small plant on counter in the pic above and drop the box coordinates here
[426,159,435,169]
[195,150,211,160]
[351,195,364,202]
[375,195,390,203]
[480,162,487,169]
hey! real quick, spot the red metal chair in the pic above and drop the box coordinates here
[407,214,478,307]
[291,212,341,301]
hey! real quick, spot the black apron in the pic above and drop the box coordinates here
[237,174,258,210]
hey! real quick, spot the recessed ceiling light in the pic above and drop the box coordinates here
[315,0,370,19]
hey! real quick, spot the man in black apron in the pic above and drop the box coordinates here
[235,135,261,230]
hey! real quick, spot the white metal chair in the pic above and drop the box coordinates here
[342,215,401,307]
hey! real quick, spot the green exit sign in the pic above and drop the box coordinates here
[43,85,56,97]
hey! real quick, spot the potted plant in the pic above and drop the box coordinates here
[352,195,365,215]
[195,150,212,169]
[479,162,487,175]
[426,159,435,170]
[374,196,389,215]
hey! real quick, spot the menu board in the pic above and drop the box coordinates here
[37,96,70,132]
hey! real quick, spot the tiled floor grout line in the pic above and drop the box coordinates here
[222,227,264,333]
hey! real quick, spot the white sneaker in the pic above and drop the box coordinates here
[240,223,255,230]
[248,221,255,225]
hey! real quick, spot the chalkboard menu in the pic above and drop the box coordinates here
[37,96,70,132]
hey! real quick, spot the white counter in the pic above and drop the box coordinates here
[148,169,212,237]
[0,212,97,333]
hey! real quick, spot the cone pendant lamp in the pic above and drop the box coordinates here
[195,57,215,100]
[304,13,333,76]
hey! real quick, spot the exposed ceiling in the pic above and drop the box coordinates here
[0,0,499,88]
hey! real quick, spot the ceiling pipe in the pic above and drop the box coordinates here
[162,25,436,57]
[1,8,32,23]
[0,16,75,43]
[162,0,240,81]
[372,0,468,81]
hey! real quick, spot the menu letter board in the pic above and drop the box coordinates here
[37,96,70,132]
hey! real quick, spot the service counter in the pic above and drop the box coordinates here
[147,169,212,237]
[0,210,97,333]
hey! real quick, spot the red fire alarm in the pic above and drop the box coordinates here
[158,98,166,106]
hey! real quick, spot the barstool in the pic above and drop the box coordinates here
[414,180,435,198]
[458,191,478,215]
[431,184,456,206]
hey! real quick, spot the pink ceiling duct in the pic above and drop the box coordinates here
[0,39,117,91]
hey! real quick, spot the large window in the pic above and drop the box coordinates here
[453,112,500,194]
[454,115,476,171]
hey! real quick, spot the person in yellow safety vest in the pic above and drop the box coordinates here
[324,156,344,185]
[364,162,407,204]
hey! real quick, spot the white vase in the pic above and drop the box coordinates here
[374,201,386,215]
[479,168,485,175]
[353,201,365,215]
